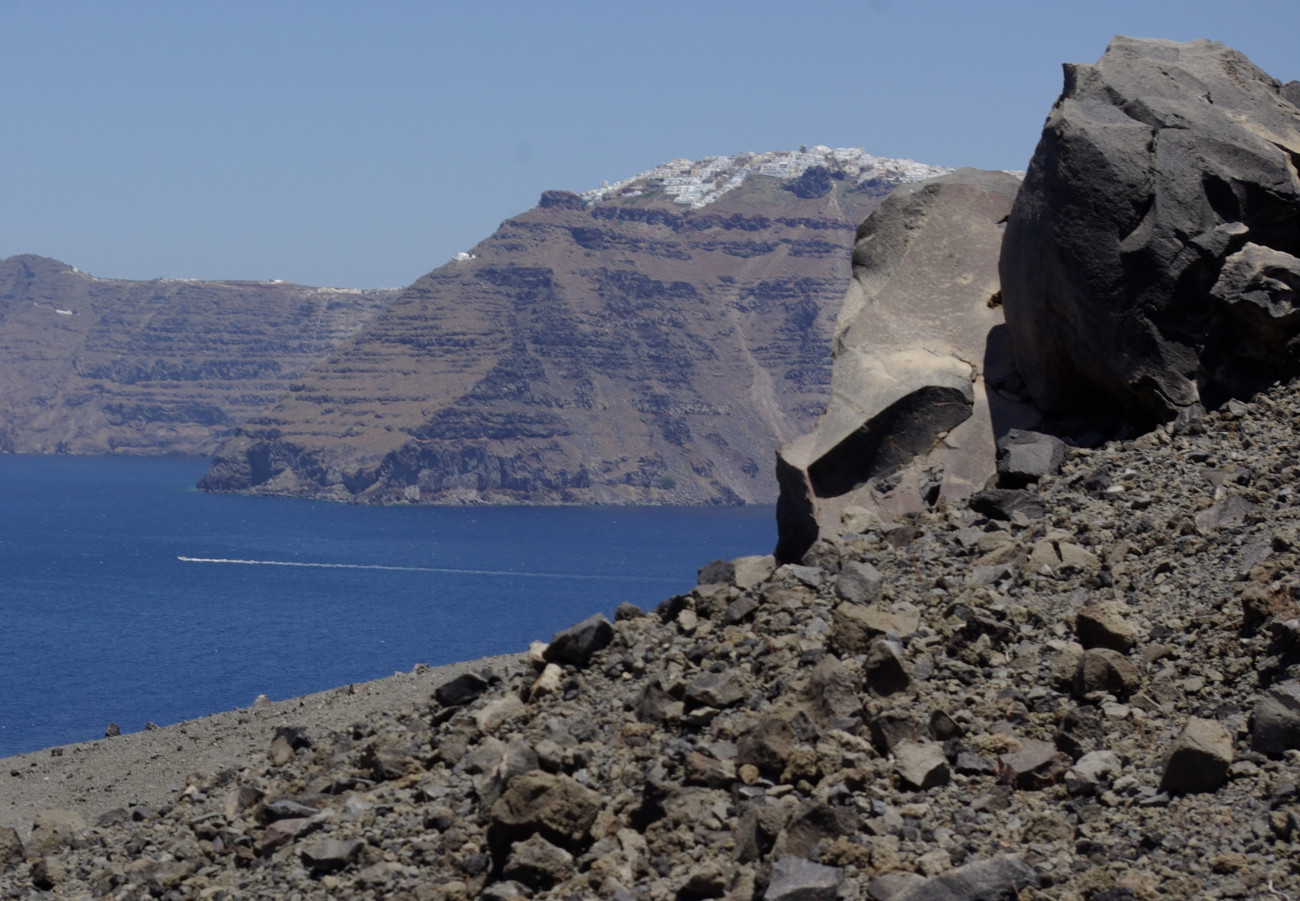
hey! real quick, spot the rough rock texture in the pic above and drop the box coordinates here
[8,380,1300,898]
[1000,36,1300,426]
[776,168,1038,561]
[201,149,949,506]
[0,255,394,454]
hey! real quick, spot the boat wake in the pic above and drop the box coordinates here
[176,556,676,583]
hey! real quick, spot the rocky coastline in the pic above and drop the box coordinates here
[5,379,1300,898]
[3,35,1300,900]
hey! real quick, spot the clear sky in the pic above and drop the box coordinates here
[1,0,1295,288]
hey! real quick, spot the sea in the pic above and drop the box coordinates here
[0,455,776,758]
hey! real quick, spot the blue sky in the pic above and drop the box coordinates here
[1,1,1295,288]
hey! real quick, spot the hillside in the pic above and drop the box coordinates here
[5,380,1300,899]
[199,148,949,506]
[0,256,395,455]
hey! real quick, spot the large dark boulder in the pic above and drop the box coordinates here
[776,168,1038,561]
[1001,37,1300,425]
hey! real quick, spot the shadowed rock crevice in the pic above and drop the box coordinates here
[807,384,973,498]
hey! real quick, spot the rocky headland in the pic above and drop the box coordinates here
[198,149,949,506]
[0,256,395,455]
[3,35,1300,901]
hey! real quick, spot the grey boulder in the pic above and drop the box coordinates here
[1001,36,1300,425]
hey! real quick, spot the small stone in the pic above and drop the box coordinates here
[300,838,365,874]
[764,856,843,901]
[261,817,310,855]
[544,612,614,667]
[435,671,492,707]
[834,560,884,605]
[475,695,527,734]
[831,602,921,654]
[893,739,950,791]
[996,740,1071,790]
[262,798,321,822]
[1162,717,1233,794]
[1065,750,1120,796]
[503,833,574,889]
[30,857,67,890]
[996,429,1068,484]
[1252,681,1300,754]
[531,662,564,698]
[698,559,736,585]
[1075,600,1139,652]
[864,639,912,696]
[889,854,1038,901]
[733,554,777,590]
[27,810,86,856]
[1074,648,1140,698]
[685,670,748,709]
[489,772,601,851]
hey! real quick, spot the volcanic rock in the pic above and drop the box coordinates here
[201,148,948,506]
[1000,36,1300,425]
[1162,717,1234,794]
[543,613,614,667]
[1251,681,1300,754]
[776,167,1035,560]
[0,255,393,455]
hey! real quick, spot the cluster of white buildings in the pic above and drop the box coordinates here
[581,147,951,209]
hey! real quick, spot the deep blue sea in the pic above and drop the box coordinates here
[0,456,776,757]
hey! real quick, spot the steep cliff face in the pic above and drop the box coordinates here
[200,148,949,505]
[0,255,395,455]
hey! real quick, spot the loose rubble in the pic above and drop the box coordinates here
[5,381,1300,898]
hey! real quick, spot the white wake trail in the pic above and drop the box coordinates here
[176,556,676,583]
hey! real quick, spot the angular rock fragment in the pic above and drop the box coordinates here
[969,488,1047,522]
[1162,717,1233,794]
[27,810,86,856]
[543,612,614,667]
[1251,682,1300,755]
[1065,750,1121,796]
[1074,648,1140,698]
[889,854,1038,901]
[996,740,1071,790]
[834,559,884,605]
[893,739,950,791]
[763,856,843,901]
[1075,600,1139,652]
[435,670,493,707]
[300,838,365,875]
[996,429,1068,486]
[503,833,574,889]
[489,772,601,852]
[0,828,23,871]
[864,639,912,696]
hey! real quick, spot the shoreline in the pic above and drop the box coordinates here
[0,653,517,841]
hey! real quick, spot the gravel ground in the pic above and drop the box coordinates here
[0,654,515,842]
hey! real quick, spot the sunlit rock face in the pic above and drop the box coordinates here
[1000,36,1300,427]
[201,148,951,506]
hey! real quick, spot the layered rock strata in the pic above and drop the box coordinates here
[200,149,949,505]
[0,255,394,455]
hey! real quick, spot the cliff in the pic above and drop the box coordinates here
[200,148,949,505]
[0,255,395,455]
